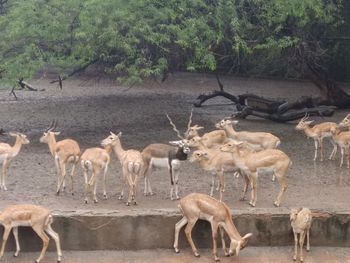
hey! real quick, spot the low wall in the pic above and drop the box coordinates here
[1,208,349,251]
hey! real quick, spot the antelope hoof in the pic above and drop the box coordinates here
[84,200,88,204]
[35,260,40,263]
[56,191,60,196]
[307,248,310,252]
[174,247,179,253]
[293,255,297,261]
[300,258,304,262]
[249,201,255,207]
[224,251,230,257]
[194,251,200,257]
[214,256,220,262]
[13,252,19,257]
[118,195,123,200]
[133,201,137,205]
[71,192,74,196]
[176,196,180,200]
[94,199,98,204]
[274,201,280,207]
[126,202,130,206]
[103,194,108,200]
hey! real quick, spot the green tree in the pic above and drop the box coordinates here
[0,0,348,105]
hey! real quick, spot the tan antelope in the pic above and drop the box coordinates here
[216,118,280,150]
[220,141,290,207]
[174,193,252,261]
[80,144,112,204]
[290,208,312,262]
[295,115,337,161]
[40,121,81,195]
[339,113,350,129]
[330,127,350,168]
[141,140,190,200]
[0,204,62,263]
[185,124,227,148]
[101,132,144,206]
[0,132,29,190]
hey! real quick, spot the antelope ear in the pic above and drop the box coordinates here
[195,126,204,130]
[231,120,239,125]
[305,120,314,125]
[53,132,61,136]
[242,233,253,240]
[169,140,180,146]
[9,132,17,137]
[117,132,122,137]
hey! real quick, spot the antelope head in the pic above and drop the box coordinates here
[339,113,350,128]
[9,132,30,144]
[215,118,239,129]
[295,114,314,130]
[169,140,191,154]
[189,150,210,163]
[230,233,253,256]
[101,131,122,147]
[40,120,59,143]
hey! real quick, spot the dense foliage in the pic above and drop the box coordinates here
[0,0,347,86]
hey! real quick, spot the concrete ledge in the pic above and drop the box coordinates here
[1,208,349,251]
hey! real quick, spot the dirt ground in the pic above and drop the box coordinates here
[1,247,349,263]
[0,72,349,212]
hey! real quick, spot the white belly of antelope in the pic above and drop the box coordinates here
[150,158,169,169]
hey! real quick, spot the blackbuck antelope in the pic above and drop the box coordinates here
[220,141,290,207]
[290,208,312,262]
[101,132,144,206]
[330,127,350,168]
[81,144,112,204]
[142,140,190,200]
[339,113,350,129]
[216,118,280,150]
[0,132,29,190]
[0,204,62,263]
[40,121,81,195]
[174,193,252,261]
[295,115,337,161]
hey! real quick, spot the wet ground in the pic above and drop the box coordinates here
[1,247,349,263]
[0,72,349,212]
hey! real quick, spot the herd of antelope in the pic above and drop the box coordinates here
[0,112,349,262]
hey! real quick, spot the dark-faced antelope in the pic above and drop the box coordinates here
[142,140,190,200]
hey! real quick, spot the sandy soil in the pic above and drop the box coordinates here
[1,247,349,263]
[0,72,349,212]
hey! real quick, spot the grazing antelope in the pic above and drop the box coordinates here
[330,127,350,168]
[220,141,290,207]
[101,132,144,206]
[81,145,112,204]
[141,140,190,200]
[295,115,337,161]
[216,118,280,150]
[0,204,62,263]
[290,208,312,262]
[0,132,29,190]
[339,113,350,129]
[174,193,252,261]
[40,121,81,195]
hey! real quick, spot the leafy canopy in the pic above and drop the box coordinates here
[0,0,345,86]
